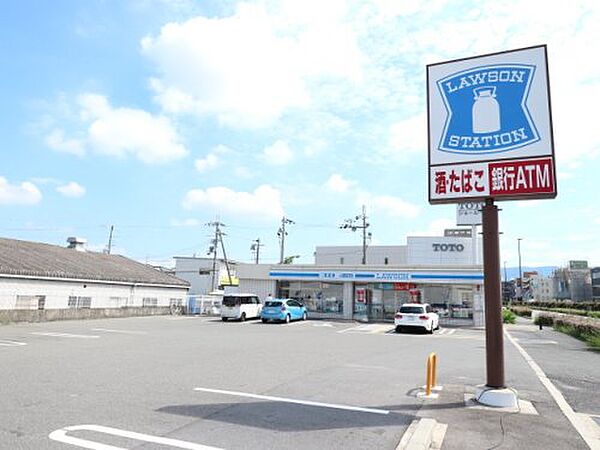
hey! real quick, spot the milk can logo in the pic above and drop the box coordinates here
[437,64,539,154]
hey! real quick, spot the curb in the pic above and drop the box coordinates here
[397,418,448,450]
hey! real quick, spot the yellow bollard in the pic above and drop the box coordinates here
[425,352,437,396]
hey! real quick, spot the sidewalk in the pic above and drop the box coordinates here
[408,318,599,449]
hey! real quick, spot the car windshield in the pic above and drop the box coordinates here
[265,301,282,307]
[223,297,240,307]
[399,306,425,314]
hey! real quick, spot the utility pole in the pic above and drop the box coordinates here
[218,230,233,287]
[340,205,371,265]
[206,220,233,291]
[106,225,114,254]
[250,238,263,264]
[503,260,508,303]
[277,217,294,264]
[517,238,523,302]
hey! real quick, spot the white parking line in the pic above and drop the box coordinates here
[0,339,27,347]
[194,387,390,415]
[505,330,600,449]
[31,332,100,339]
[91,328,147,335]
[49,424,222,449]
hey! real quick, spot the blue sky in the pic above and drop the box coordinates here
[1,0,599,268]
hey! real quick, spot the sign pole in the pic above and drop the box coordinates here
[481,198,504,388]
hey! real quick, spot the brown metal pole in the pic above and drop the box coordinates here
[482,198,505,388]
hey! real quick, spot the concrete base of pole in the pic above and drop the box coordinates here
[475,385,518,408]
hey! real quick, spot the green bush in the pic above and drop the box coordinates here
[509,306,531,317]
[553,321,600,351]
[502,309,516,324]
[534,315,554,326]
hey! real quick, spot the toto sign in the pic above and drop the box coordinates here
[432,243,464,252]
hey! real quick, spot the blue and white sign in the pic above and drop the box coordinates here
[428,46,554,166]
[437,64,538,154]
[269,270,483,284]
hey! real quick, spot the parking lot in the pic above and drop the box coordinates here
[0,316,595,449]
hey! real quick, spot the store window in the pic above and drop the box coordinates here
[281,281,344,314]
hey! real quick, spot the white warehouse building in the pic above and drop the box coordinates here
[0,237,189,323]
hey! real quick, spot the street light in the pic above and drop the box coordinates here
[517,238,523,302]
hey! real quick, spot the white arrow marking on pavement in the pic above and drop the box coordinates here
[194,387,390,415]
[49,424,223,449]
[32,332,100,339]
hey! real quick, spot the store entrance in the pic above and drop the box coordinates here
[360,284,411,322]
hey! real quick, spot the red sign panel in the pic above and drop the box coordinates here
[393,282,417,291]
[489,158,554,196]
[429,157,555,203]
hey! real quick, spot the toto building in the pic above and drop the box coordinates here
[237,235,484,327]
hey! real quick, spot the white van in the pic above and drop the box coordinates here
[221,293,262,321]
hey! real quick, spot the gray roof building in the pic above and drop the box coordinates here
[0,237,189,287]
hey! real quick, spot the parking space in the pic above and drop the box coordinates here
[0,315,594,449]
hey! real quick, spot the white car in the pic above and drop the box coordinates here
[221,293,262,321]
[394,303,439,334]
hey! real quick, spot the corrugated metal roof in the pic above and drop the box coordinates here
[0,237,189,287]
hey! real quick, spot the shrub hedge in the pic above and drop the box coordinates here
[533,311,600,350]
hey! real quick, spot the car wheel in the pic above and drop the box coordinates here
[395,326,402,333]
[435,322,440,331]
[221,317,228,322]
[285,314,290,324]
[302,312,307,321]
[261,318,268,323]
[240,313,246,322]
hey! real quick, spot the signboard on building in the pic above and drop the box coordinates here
[445,228,472,237]
[569,260,588,270]
[457,201,483,225]
[428,45,556,204]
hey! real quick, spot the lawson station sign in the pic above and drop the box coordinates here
[427,45,556,204]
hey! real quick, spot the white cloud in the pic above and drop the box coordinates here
[261,140,294,166]
[45,129,85,157]
[386,113,426,162]
[194,153,219,173]
[77,93,188,164]
[356,191,421,219]
[194,144,232,173]
[56,181,86,198]
[0,177,42,205]
[182,184,284,220]
[141,2,364,127]
[408,218,456,237]
[325,174,356,193]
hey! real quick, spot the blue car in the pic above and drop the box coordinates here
[261,299,307,323]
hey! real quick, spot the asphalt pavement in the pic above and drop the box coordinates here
[0,315,597,449]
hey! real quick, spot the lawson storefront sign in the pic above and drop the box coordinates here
[268,270,483,284]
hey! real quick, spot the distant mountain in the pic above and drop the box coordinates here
[502,266,558,280]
